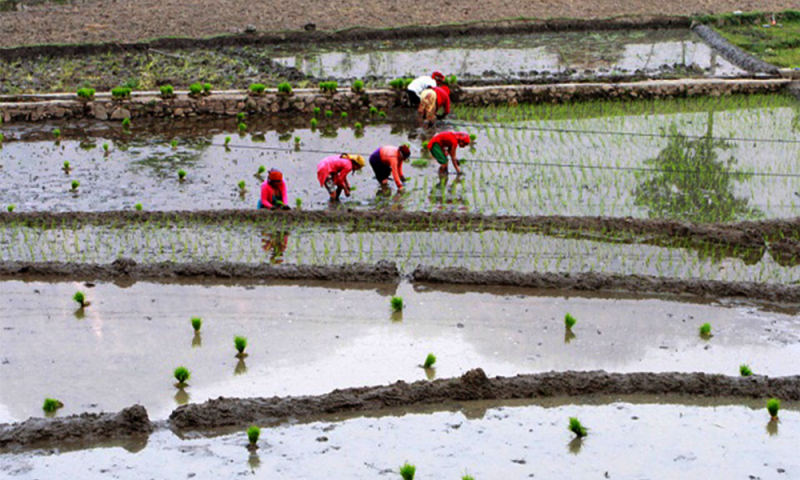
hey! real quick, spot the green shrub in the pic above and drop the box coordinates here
[249,83,266,94]
[134,203,143,211]
[77,87,96,100]
[740,364,753,376]
[234,335,248,355]
[568,417,588,437]
[178,169,187,180]
[160,85,174,97]
[767,398,780,418]
[42,398,63,413]
[564,313,577,329]
[390,296,403,312]
[73,291,86,307]
[699,323,712,336]
[247,425,261,445]
[423,353,436,369]
[111,86,132,99]
[277,82,293,95]
[71,180,80,191]
[174,366,190,385]
[399,463,416,480]
[352,80,365,93]
[191,317,202,331]
[6,205,14,213]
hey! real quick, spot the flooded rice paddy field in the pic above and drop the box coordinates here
[2,219,798,283]
[3,399,799,479]
[1,95,799,221]
[271,29,745,82]
[1,280,798,424]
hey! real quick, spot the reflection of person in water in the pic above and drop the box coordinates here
[428,172,467,210]
[261,231,290,264]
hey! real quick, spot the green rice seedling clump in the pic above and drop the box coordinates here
[70,180,80,191]
[102,143,109,152]
[249,83,266,94]
[77,87,96,100]
[121,118,131,129]
[340,112,348,119]
[188,83,203,96]
[767,398,780,418]
[203,83,212,94]
[310,118,318,128]
[568,417,587,437]
[247,425,260,445]
[224,136,231,146]
[257,165,266,176]
[352,80,365,93]
[42,398,63,413]
[399,463,416,480]
[63,161,70,170]
[423,353,436,369]
[238,180,246,191]
[160,85,174,97]
[238,123,247,132]
[111,86,132,99]
[462,476,475,480]
[277,82,293,95]
[234,336,248,354]
[178,169,187,180]
[191,317,202,331]
[564,313,577,329]
[237,112,246,122]
[295,198,303,208]
[378,111,387,117]
[6,205,14,213]
[390,296,403,312]
[73,291,87,307]
[411,159,429,168]
[134,203,143,211]
[325,110,333,118]
[170,139,178,149]
[354,122,363,130]
[700,323,712,336]
[294,136,301,144]
[313,107,321,116]
[53,128,60,138]
[174,366,190,385]
[369,106,378,115]
[740,364,753,376]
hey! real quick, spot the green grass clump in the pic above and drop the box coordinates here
[234,336,248,355]
[160,85,174,97]
[63,160,70,171]
[77,87,95,100]
[340,111,348,119]
[73,291,86,307]
[53,128,60,138]
[178,169,187,180]
[767,398,780,418]
[354,122,363,130]
[70,180,80,191]
[325,110,333,118]
[238,122,247,132]
[122,117,131,129]
[134,203,143,211]
[423,353,436,369]
[111,86,132,99]
[6,205,14,213]
[390,296,403,312]
[249,83,266,94]
[369,106,378,115]
[191,317,202,331]
[740,364,753,376]
[319,81,338,93]
[42,398,63,413]
[310,118,318,128]
[237,112,246,122]
[699,323,712,336]
[352,80,365,93]
[102,143,109,152]
[238,180,247,191]
[399,463,416,480]
[378,111,387,118]
[247,425,261,445]
[568,417,588,437]
[295,198,303,209]
[277,82,293,95]
[189,83,203,96]
[203,83,212,94]
[224,136,231,146]
[174,366,190,386]
[564,313,577,330]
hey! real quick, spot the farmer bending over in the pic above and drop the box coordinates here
[428,131,470,175]
[418,85,451,127]
[407,71,445,107]
[258,169,290,210]
[317,153,365,201]
[369,144,411,190]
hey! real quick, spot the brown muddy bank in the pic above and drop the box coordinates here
[412,266,800,303]
[4,209,799,251]
[0,405,153,451]
[0,259,400,283]
[169,368,800,430]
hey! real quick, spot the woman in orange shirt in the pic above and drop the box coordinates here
[369,144,411,190]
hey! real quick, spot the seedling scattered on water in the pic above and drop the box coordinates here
[277,82,293,95]
[378,111,387,117]
[313,107,321,116]
[102,143,109,153]
[325,110,333,118]
[568,417,588,437]
[203,83,212,94]
[390,296,403,312]
[294,136,301,144]
[247,425,261,448]
[352,80,365,93]
[122,118,131,129]
[310,118,318,128]
[699,323,712,337]
[178,169,187,181]
[423,353,436,369]
[237,112,246,122]
[160,85,174,98]
[369,106,378,115]
[238,180,247,192]
[238,123,247,132]
[170,139,178,149]
[340,112,348,119]
[191,317,202,331]
[740,364,753,376]
[249,83,266,95]
[6,205,14,213]
[134,203,143,211]
[234,336,248,357]
[52,128,61,138]
[767,398,780,419]
[77,87,96,100]
[70,180,80,191]
[73,291,87,308]
[564,313,577,330]
[354,122,363,130]
[42,398,63,413]
[399,463,416,480]
[174,366,191,387]
[62,161,71,172]
[295,198,303,209]
[189,83,203,96]
[257,165,266,176]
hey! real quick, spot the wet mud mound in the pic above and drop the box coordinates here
[0,259,400,283]
[170,369,800,430]
[0,405,153,451]
[412,266,800,303]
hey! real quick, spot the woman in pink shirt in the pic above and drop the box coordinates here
[369,144,411,190]
[258,169,289,210]
[317,153,366,201]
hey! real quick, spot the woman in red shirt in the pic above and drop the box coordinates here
[428,131,470,174]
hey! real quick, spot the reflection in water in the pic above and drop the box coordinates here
[248,452,261,472]
[634,117,761,223]
[174,388,190,406]
[390,311,403,323]
[261,231,290,264]
[568,437,584,455]
[428,174,467,210]
[424,367,436,381]
[564,330,577,344]
[74,307,86,320]
[767,418,779,437]
[192,332,202,348]
[234,359,248,376]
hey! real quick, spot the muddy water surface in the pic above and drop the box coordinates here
[2,400,798,479]
[1,280,798,423]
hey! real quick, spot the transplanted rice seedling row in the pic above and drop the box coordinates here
[1,221,797,284]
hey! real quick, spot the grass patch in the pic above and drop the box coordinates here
[711,12,800,68]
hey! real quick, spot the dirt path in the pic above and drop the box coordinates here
[0,0,796,48]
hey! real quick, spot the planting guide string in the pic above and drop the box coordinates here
[208,143,800,179]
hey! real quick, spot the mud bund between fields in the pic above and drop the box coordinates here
[2,369,799,451]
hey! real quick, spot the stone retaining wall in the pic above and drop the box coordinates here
[0,79,792,123]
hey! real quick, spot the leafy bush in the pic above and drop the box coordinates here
[174,366,190,385]
[111,86,132,99]
[423,353,436,369]
[77,87,96,100]
[277,82,293,95]
[568,417,588,437]
[160,85,175,98]
[352,80,365,93]
[249,83,267,95]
